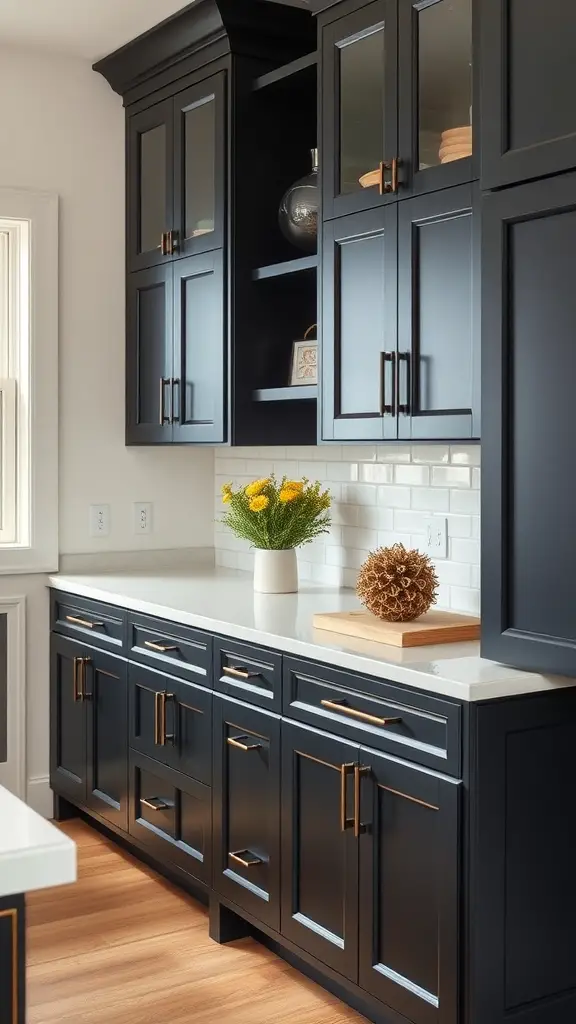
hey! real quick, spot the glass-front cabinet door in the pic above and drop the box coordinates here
[322,0,398,219]
[173,73,225,259]
[399,0,475,196]
[128,99,174,272]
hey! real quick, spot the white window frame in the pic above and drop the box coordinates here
[0,188,58,574]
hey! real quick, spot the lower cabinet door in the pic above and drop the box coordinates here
[357,745,460,1024]
[0,894,25,1024]
[50,634,88,805]
[129,751,211,884]
[212,694,280,929]
[281,721,360,981]
[85,649,128,831]
[129,664,212,784]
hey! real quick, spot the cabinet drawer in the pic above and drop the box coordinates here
[51,591,126,654]
[214,638,282,712]
[128,751,210,885]
[128,613,212,687]
[283,658,461,776]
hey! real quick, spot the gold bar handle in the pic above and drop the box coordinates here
[354,765,371,839]
[73,657,82,702]
[66,615,103,630]
[79,657,91,701]
[160,692,174,746]
[222,665,259,680]
[321,699,401,728]
[144,640,179,654]
[141,797,170,812]
[340,763,355,832]
[229,850,263,868]
[154,691,161,746]
[380,158,399,195]
[227,735,262,752]
[156,232,168,254]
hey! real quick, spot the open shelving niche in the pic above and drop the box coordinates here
[241,50,319,434]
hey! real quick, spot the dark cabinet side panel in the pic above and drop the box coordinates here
[85,649,129,831]
[482,173,576,673]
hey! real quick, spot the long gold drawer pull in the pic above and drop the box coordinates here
[141,797,170,812]
[354,765,371,839]
[321,699,402,728]
[144,640,179,653]
[73,657,82,702]
[79,658,91,701]
[229,850,263,868]
[160,692,174,746]
[222,665,259,680]
[340,763,355,832]
[227,735,262,752]
[66,615,103,629]
[154,691,162,745]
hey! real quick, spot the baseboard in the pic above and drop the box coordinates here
[58,547,216,574]
[27,775,53,818]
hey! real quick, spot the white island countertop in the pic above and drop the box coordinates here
[0,785,76,899]
[49,567,576,703]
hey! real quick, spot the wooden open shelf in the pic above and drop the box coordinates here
[253,385,317,403]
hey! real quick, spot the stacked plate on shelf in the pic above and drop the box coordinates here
[439,125,472,163]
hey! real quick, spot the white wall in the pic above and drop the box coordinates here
[215,445,481,616]
[0,47,215,809]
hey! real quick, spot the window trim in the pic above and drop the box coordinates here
[0,188,58,574]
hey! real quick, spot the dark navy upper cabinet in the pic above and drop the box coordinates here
[481,0,576,189]
[482,172,576,675]
[128,99,174,273]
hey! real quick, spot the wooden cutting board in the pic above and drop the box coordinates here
[313,609,480,648]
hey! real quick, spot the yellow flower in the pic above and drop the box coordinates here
[222,491,232,504]
[285,480,304,492]
[279,487,300,503]
[245,478,270,498]
[221,482,232,495]
[249,494,269,512]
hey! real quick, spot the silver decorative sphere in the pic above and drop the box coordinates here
[278,148,319,253]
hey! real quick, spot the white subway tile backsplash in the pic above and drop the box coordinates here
[432,466,471,488]
[214,445,481,615]
[395,464,430,486]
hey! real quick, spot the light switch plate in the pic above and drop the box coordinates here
[424,517,447,559]
[89,504,110,537]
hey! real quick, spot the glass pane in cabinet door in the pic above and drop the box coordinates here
[140,125,167,254]
[339,24,385,194]
[418,0,472,171]
[184,96,216,242]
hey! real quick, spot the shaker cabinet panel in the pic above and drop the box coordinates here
[128,100,174,272]
[173,74,226,259]
[126,265,173,445]
[481,0,576,188]
[172,251,226,444]
[482,173,576,674]
[322,207,397,441]
[212,695,281,930]
[322,0,398,220]
[358,746,460,1024]
[281,721,360,980]
[50,635,88,805]
[85,650,128,831]
[397,183,479,440]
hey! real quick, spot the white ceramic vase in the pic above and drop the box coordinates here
[253,548,298,594]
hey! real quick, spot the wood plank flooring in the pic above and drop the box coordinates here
[26,820,364,1024]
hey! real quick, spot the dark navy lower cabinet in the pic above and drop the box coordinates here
[0,894,25,1024]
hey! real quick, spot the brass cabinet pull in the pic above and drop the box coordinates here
[354,765,371,838]
[161,692,174,746]
[66,615,103,630]
[73,657,82,702]
[167,230,179,255]
[171,378,180,424]
[156,232,169,255]
[141,796,170,812]
[321,699,402,728]
[397,351,411,415]
[379,158,399,195]
[154,691,161,746]
[229,850,263,868]
[144,640,179,654]
[227,735,262,752]
[340,763,355,832]
[79,658,91,701]
[222,665,260,680]
[159,378,171,426]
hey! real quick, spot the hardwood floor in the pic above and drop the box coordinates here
[26,820,363,1024]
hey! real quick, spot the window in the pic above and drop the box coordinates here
[0,189,58,573]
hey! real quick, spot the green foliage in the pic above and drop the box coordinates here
[220,475,331,550]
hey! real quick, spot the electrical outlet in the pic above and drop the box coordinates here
[134,502,152,535]
[424,516,447,559]
[89,504,110,537]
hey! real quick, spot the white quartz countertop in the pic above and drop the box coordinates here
[0,786,76,899]
[49,568,576,703]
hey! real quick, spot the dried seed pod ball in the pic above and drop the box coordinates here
[356,543,438,622]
